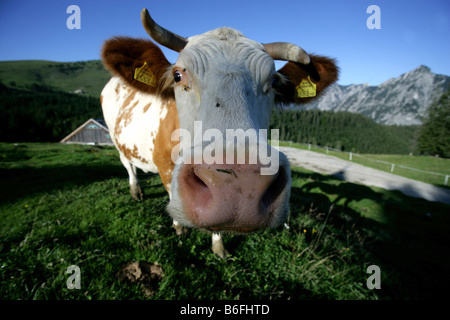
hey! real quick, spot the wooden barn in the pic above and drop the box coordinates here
[60,118,113,145]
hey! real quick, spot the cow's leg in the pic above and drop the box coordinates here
[165,185,186,236]
[172,220,185,236]
[170,199,187,236]
[120,154,143,200]
[212,233,229,258]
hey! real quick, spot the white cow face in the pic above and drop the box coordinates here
[172,28,277,137]
[164,28,292,234]
[101,9,338,234]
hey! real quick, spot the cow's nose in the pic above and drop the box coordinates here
[177,162,289,233]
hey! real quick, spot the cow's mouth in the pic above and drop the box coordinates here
[206,226,258,234]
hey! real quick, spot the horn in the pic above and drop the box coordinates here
[263,42,311,65]
[141,8,188,52]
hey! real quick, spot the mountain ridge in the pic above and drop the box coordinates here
[1,60,449,125]
[302,65,450,125]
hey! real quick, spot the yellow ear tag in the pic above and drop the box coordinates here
[296,75,317,98]
[134,62,157,87]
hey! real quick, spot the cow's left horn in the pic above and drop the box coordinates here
[263,42,311,65]
[141,8,188,52]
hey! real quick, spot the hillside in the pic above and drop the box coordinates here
[2,60,449,126]
[0,83,102,142]
[270,109,420,154]
[302,65,450,125]
[0,59,431,153]
[0,60,111,97]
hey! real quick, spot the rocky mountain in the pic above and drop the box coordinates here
[302,65,450,125]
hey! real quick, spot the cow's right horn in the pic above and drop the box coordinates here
[263,42,311,65]
[141,8,188,52]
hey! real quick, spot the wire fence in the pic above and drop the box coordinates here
[282,141,450,186]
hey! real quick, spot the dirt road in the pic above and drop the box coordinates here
[278,146,450,205]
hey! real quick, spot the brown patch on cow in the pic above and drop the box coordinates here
[116,261,163,298]
[143,102,152,113]
[117,142,148,164]
[152,99,179,192]
[114,91,137,138]
[276,54,339,105]
[101,37,174,100]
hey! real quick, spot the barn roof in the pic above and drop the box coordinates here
[60,118,113,145]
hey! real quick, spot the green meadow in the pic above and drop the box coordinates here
[1,143,449,300]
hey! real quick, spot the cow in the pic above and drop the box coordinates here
[100,8,338,258]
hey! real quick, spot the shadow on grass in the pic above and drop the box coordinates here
[289,168,450,299]
[3,143,449,299]
[0,163,127,204]
[0,143,168,204]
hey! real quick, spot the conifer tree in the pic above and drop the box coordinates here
[418,88,450,158]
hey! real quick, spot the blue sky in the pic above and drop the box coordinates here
[0,0,449,85]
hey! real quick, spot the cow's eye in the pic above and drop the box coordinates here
[264,74,280,94]
[271,74,281,90]
[174,70,183,83]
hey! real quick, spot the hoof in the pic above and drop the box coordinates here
[212,235,230,259]
[130,184,144,201]
[172,221,187,236]
[212,246,230,259]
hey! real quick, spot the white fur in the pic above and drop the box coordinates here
[101,76,168,174]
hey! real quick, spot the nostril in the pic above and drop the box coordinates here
[180,165,213,211]
[192,168,208,190]
[261,166,287,210]
[182,165,207,190]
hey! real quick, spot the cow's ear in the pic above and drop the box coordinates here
[101,37,174,99]
[275,55,338,105]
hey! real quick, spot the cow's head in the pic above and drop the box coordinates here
[102,9,338,234]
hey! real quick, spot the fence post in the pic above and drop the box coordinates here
[326,147,329,154]
[445,175,449,186]
[349,152,352,161]
[308,144,311,151]
[390,164,395,173]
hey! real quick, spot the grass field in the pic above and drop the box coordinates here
[1,143,449,300]
[278,141,450,188]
